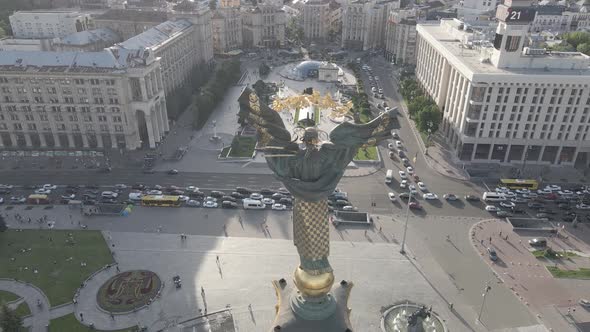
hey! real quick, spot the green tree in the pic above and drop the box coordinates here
[563,31,590,48]
[416,105,441,134]
[0,215,6,232]
[209,0,217,10]
[577,43,590,55]
[408,95,430,118]
[259,62,270,77]
[550,42,576,52]
[0,304,24,332]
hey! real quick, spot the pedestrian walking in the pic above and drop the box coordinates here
[480,239,483,245]
[248,304,252,311]
[499,231,502,237]
[505,235,509,241]
[216,255,219,263]
[364,230,368,236]
[379,226,382,232]
[449,303,453,310]
[201,286,205,294]
[80,313,84,321]
[489,236,492,243]
[110,312,115,320]
[116,266,120,272]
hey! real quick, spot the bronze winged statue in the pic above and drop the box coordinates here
[243,87,397,319]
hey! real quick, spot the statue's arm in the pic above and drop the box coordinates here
[328,108,397,147]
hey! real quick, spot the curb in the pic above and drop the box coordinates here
[391,77,470,182]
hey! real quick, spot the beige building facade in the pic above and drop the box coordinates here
[242,4,287,48]
[9,11,93,39]
[341,0,399,50]
[0,48,168,150]
[211,8,243,54]
[303,0,331,42]
[384,9,417,65]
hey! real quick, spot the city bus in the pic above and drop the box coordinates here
[499,179,539,190]
[140,195,181,207]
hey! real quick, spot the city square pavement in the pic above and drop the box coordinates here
[75,231,467,332]
[472,219,590,332]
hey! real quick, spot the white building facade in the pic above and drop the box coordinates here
[211,8,243,54]
[242,4,287,48]
[0,49,168,150]
[341,0,399,50]
[9,11,93,39]
[384,9,417,65]
[303,0,331,41]
[415,1,590,167]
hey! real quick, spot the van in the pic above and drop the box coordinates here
[385,169,393,184]
[243,198,265,209]
[128,193,142,201]
[482,192,506,202]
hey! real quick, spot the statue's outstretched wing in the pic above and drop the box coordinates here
[243,88,298,154]
[328,108,397,147]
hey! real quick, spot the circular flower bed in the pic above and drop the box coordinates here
[96,270,162,313]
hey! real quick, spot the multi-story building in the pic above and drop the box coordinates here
[79,0,110,9]
[116,19,211,95]
[530,5,568,33]
[328,1,343,37]
[385,9,417,65]
[242,4,287,48]
[9,11,93,39]
[563,3,590,31]
[456,0,500,22]
[341,0,399,50]
[168,6,214,69]
[211,8,243,54]
[94,9,168,40]
[415,0,590,167]
[220,0,241,8]
[0,48,168,150]
[303,0,331,42]
[52,28,121,52]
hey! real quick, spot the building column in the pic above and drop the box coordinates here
[81,134,89,148]
[161,100,169,132]
[110,134,118,149]
[504,145,511,163]
[39,133,47,148]
[487,145,494,160]
[145,115,156,148]
[139,77,148,100]
[520,145,527,162]
[537,146,545,162]
[53,134,61,148]
[23,133,32,147]
[151,111,161,143]
[157,104,166,136]
[67,134,75,148]
[0,135,4,147]
[97,135,104,148]
[572,148,579,166]
[9,133,17,147]
[554,146,563,165]
[471,143,477,161]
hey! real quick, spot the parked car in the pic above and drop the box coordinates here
[528,202,544,209]
[221,201,238,208]
[409,202,422,210]
[272,203,287,211]
[485,205,499,212]
[402,158,410,167]
[168,169,179,175]
[260,188,275,196]
[35,188,51,194]
[465,195,480,202]
[399,192,410,200]
[210,191,225,198]
[395,141,403,148]
[250,193,264,200]
[417,182,427,191]
[444,194,458,201]
[400,180,408,189]
[279,197,293,205]
[423,193,438,200]
[388,192,396,201]
[399,171,407,179]
[262,198,275,205]
[147,190,162,195]
[230,192,245,199]
[406,166,414,175]
[203,201,218,208]
[579,299,590,308]
[42,184,57,190]
[499,201,516,208]
[342,206,358,211]
[487,247,498,261]
[221,196,237,202]
[187,200,201,207]
[528,238,547,247]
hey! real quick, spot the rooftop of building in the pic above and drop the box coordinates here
[534,4,567,15]
[95,9,168,22]
[116,19,192,51]
[11,10,84,15]
[0,48,153,73]
[417,19,590,77]
[55,28,120,46]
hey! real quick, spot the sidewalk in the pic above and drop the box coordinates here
[0,279,53,332]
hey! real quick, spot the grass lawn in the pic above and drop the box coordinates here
[228,135,257,158]
[14,301,31,317]
[354,146,378,161]
[0,230,113,306]
[546,266,590,279]
[49,314,138,332]
[0,290,20,304]
[359,110,372,124]
[533,249,578,259]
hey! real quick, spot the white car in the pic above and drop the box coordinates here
[390,130,399,139]
[395,140,403,148]
[417,182,427,191]
[187,200,201,207]
[576,204,590,210]
[400,180,408,188]
[146,190,162,195]
[406,166,414,175]
[272,203,287,211]
[128,193,142,201]
[101,191,118,198]
[203,201,218,208]
[485,205,499,212]
[399,171,407,179]
[537,189,551,195]
[409,185,417,195]
[250,193,264,200]
[423,193,438,200]
[503,191,516,198]
[388,192,396,201]
[0,197,3,204]
[0,184,14,189]
[342,205,358,211]
[35,188,51,194]
[500,201,515,208]
[515,189,530,195]
[204,196,217,202]
[42,184,57,190]
[558,190,574,196]
[262,198,275,205]
[545,185,561,192]
[387,143,395,151]
[186,186,199,192]
[178,195,190,202]
[115,184,127,189]
[495,187,510,193]
[61,194,76,200]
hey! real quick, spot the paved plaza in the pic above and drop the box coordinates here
[73,232,465,332]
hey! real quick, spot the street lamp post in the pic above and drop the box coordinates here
[399,190,413,255]
[477,283,492,323]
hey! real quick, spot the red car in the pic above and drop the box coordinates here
[409,202,422,210]
[544,193,558,200]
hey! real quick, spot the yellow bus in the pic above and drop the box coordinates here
[27,194,50,204]
[499,179,539,190]
[140,195,181,207]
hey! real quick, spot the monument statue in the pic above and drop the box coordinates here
[244,87,396,329]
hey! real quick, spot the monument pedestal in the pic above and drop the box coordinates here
[271,279,354,332]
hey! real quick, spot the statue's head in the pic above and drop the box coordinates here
[302,127,319,145]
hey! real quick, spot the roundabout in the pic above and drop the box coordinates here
[96,270,162,313]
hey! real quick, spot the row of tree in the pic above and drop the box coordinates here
[165,62,213,120]
[1,304,24,331]
[400,78,441,134]
[547,31,590,55]
[192,59,242,129]
[346,62,372,123]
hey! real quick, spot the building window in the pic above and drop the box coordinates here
[83,115,92,122]
[27,123,37,131]
[114,125,124,132]
[100,124,109,132]
[98,116,107,122]
[74,79,85,85]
